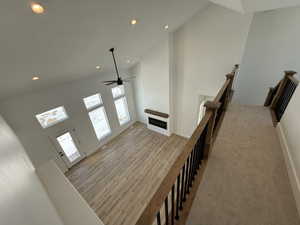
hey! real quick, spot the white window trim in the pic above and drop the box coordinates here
[36,106,69,129]
[112,86,131,126]
[84,93,111,140]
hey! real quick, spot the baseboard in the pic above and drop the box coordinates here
[276,123,300,216]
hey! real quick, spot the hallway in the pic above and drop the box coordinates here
[187,104,300,225]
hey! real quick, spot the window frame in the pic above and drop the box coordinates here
[36,106,69,129]
[83,93,111,140]
[111,85,131,126]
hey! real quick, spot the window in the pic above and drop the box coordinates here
[83,93,111,140]
[83,93,102,110]
[36,106,68,128]
[56,132,81,163]
[112,85,130,125]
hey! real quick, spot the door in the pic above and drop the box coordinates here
[54,130,84,168]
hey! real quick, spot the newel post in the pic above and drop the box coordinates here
[203,101,221,159]
[224,73,235,109]
[270,71,297,109]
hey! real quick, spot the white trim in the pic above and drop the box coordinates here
[276,123,300,216]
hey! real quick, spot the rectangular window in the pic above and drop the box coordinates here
[88,107,111,140]
[112,85,125,98]
[112,85,130,125]
[83,93,111,140]
[36,106,68,128]
[83,93,102,110]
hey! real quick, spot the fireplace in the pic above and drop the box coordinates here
[149,117,167,129]
[144,109,170,136]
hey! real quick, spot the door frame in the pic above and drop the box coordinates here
[50,128,85,169]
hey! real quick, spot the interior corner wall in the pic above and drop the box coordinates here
[132,36,171,124]
[0,115,64,225]
[235,6,300,105]
[173,4,253,137]
[0,72,137,170]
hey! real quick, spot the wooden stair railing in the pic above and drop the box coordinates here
[264,71,299,125]
[134,65,239,225]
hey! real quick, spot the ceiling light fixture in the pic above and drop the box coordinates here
[32,76,40,80]
[131,19,137,25]
[164,25,169,30]
[31,2,45,14]
[96,65,101,70]
[126,59,131,64]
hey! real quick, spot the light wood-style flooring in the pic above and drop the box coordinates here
[66,122,187,225]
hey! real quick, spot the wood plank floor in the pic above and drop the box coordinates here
[66,122,187,225]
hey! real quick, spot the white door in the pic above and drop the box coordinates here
[54,130,84,168]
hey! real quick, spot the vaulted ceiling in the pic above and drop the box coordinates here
[2,0,300,100]
[210,0,300,13]
[0,0,209,99]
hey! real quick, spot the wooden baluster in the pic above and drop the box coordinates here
[203,101,221,159]
[171,185,175,225]
[156,211,161,225]
[270,71,297,110]
[181,164,186,204]
[165,197,169,225]
[175,174,180,220]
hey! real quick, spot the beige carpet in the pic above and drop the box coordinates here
[186,104,300,225]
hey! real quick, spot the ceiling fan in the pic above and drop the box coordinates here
[102,48,134,86]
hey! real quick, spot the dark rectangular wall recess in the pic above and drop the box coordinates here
[149,117,167,130]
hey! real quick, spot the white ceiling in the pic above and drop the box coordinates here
[210,0,300,13]
[0,0,209,100]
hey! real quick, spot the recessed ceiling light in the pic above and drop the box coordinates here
[32,76,40,80]
[31,2,45,14]
[126,59,131,64]
[164,25,169,30]
[131,19,137,25]
[96,65,101,70]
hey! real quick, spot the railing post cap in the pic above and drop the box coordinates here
[204,101,221,110]
[285,71,297,76]
[226,73,234,80]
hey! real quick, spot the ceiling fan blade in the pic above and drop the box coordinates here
[123,76,136,82]
[103,80,117,83]
[103,81,116,85]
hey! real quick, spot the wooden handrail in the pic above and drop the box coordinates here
[264,70,298,124]
[134,112,212,225]
[287,74,299,85]
[134,65,238,225]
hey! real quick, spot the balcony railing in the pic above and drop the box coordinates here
[264,71,299,124]
[134,65,239,225]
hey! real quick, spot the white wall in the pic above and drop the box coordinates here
[173,4,253,137]
[0,115,64,225]
[37,160,105,225]
[132,36,172,124]
[277,86,300,214]
[0,73,136,171]
[235,6,300,105]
